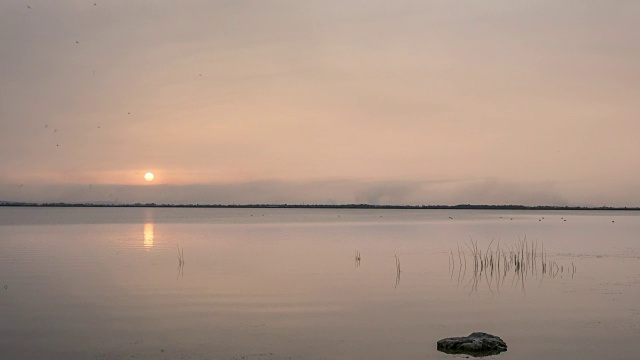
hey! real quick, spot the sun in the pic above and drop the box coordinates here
[144,172,155,182]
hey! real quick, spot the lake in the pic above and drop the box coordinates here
[1,207,639,359]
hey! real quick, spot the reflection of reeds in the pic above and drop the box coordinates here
[395,255,401,288]
[449,237,576,294]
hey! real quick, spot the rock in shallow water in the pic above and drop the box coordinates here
[437,332,507,357]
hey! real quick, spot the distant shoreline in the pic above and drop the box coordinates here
[1,202,638,211]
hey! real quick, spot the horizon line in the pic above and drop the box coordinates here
[1,202,639,211]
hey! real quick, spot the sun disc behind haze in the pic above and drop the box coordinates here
[144,172,155,182]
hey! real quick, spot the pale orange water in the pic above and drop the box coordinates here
[0,207,638,359]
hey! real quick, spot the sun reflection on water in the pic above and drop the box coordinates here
[143,223,154,247]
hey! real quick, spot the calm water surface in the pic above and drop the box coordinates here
[1,207,639,359]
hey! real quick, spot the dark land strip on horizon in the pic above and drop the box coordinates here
[1,202,639,211]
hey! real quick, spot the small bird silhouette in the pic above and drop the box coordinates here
[27,5,31,9]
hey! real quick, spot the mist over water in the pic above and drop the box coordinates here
[4,178,639,207]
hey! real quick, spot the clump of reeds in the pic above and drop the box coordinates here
[448,236,576,294]
[176,245,185,279]
[355,250,361,267]
[177,245,185,266]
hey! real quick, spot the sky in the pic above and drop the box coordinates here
[1,0,639,206]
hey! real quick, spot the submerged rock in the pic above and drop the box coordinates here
[437,332,507,357]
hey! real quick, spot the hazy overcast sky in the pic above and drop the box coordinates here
[1,1,639,206]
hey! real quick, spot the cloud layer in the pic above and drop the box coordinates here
[1,1,639,205]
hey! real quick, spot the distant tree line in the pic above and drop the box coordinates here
[0,201,638,211]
